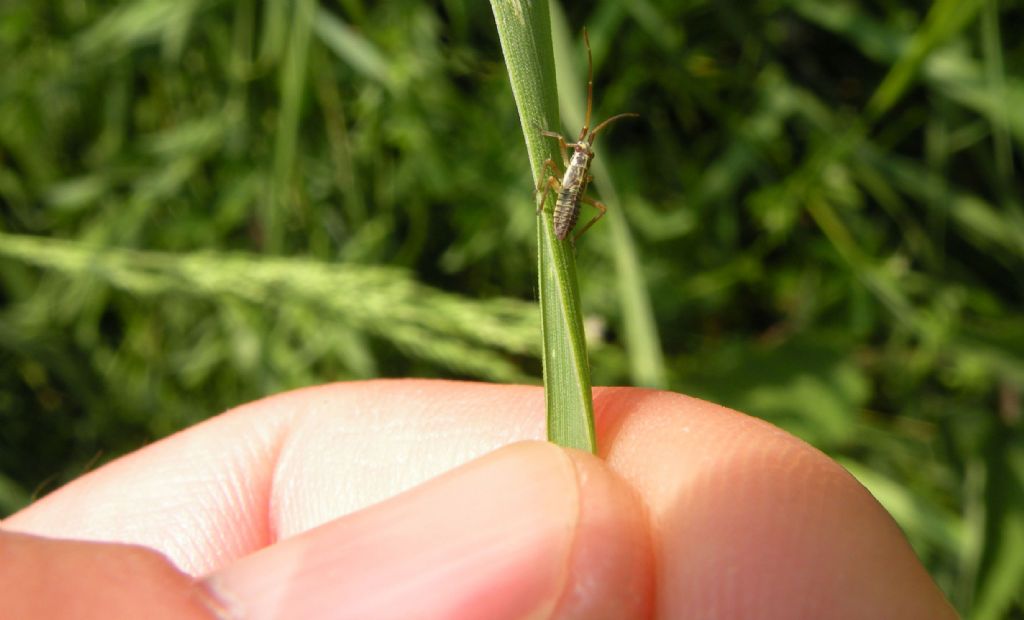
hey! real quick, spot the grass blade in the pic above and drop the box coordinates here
[866,0,984,118]
[490,0,596,453]
[314,8,397,91]
[266,0,316,253]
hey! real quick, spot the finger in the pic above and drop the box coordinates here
[204,442,653,620]
[3,383,301,575]
[4,381,546,575]
[0,529,220,619]
[592,388,957,619]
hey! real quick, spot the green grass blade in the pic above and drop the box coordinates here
[867,0,984,118]
[73,0,203,61]
[313,8,397,91]
[970,434,1024,620]
[980,0,1013,186]
[490,0,596,453]
[266,0,316,253]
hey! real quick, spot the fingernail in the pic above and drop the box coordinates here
[204,442,583,620]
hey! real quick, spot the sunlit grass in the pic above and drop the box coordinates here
[0,0,1021,615]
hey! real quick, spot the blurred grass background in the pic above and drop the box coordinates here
[1,0,1022,615]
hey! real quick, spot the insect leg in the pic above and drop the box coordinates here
[535,159,562,214]
[540,130,571,168]
[536,176,561,214]
[541,157,563,178]
[571,194,608,242]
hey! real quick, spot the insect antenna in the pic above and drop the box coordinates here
[579,27,594,142]
[588,112,640,145]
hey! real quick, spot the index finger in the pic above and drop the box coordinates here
[4,380,544,575]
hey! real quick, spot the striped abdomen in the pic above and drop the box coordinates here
[554,186,582,240]
[554,149,591,240]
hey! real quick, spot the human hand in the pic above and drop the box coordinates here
[1,380,955,618]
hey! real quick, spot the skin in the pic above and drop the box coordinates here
[0,380,957,619]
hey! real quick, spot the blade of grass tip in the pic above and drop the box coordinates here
[489,0,597,453]
[550,2,667,389]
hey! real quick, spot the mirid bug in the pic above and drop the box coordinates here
[537,28,638,244]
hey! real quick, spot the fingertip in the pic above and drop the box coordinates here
[592,388,956,618]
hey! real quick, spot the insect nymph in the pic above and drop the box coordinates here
[537,28,638,243]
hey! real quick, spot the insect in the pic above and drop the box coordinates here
[536,28,638,244]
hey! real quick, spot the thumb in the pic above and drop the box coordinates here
[204,441,654,619]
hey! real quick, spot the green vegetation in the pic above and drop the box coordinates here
[1,0,1021,615]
